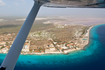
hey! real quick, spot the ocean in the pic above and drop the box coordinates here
[0,24,105,70]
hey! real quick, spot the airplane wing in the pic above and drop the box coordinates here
[42,0,105,8]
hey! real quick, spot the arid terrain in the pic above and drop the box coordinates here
[0,16,104,54]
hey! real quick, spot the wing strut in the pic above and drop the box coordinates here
[0,1,42,70]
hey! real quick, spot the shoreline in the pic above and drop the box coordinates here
[20,25,94,55]
[82,25,94,49]
[81,23,105,50]
[0,24,102,55]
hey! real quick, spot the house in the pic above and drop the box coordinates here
[70,42,74,46]
[67,43,74,48]
[61,43,66,47]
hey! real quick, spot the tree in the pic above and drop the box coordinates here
[6,42,9,46]
[62,49,64,52]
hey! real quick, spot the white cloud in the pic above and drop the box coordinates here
[0,0,6,6]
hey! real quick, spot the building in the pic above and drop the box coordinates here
[45,48,50,53]
[22,41,30,52]
[1,47,8,53]
[57,43,66,47]
[61,47,68,49]
[49,47,56,51]
[0,42,6,46]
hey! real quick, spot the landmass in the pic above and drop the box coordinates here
[0,16,104,55]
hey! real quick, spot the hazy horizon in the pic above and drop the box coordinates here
[0,0,105,18]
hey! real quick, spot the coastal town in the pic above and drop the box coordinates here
[0,24,92,55]
[0,16,101,55]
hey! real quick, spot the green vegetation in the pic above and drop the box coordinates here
[81,27,87,35]
[31,23,52,32]
[0,25,21,34]
[6,42,9,46]
[0,21,52,34]
[62,49,64,52]
[0,46,5,50]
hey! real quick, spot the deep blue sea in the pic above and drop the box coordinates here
[0,24,105,70]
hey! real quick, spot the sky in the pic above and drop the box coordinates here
[0,0,105,18]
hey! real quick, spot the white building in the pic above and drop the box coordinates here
[53,42,57,45]
[57,43,66,47]
[61,47,68,49]
[22,41,30,52]
[1,47,8,53]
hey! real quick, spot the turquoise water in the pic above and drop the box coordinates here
[0,24,105,70]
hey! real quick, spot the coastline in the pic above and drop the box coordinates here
[82,23,105,50]
[20,25,94,55]
[82,25,94,49]
[0,24,101,55]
